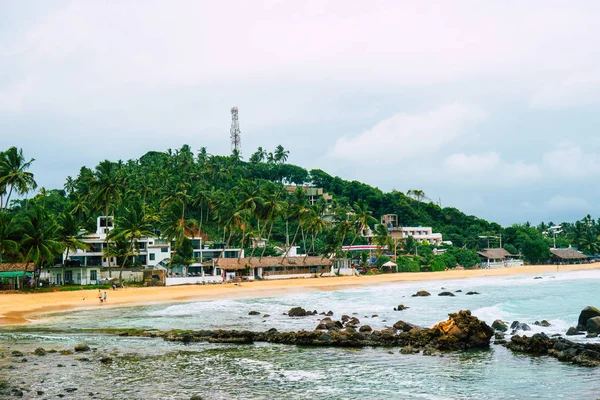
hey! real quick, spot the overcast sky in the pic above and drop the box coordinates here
[2,0,600,225]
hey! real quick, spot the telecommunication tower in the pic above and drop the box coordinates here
[230,107,241,153]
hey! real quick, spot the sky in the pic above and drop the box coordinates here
[1,0,600,226]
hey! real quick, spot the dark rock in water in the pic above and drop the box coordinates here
[577,306,600,331]
[320,317,333,324]
[99,356,113,364]
[11,350,23,357]
[372,314,379,318]
[465,291,480,295]
[586,333,599,338]
[341,315,350,322]
[393,320,419,332]
[438,291,455,297]
[36,391,44,395]
[334,321,344,329]
[263,314,270,318]
[359,325,372,332]
[248,311,261,316]
[534,320,551,327]
[288,307,307,317]
[347,317,360,326]
[33,348,46,356]
[492,320,508,332]
[326,310,334,316]
[534,276,543,279]
[510,321,531,331]
[505,334,600,367]
[65,388,77,393]
[586,316,600,333]
[59,350,73,355]
[494,340,507,345]
[74,344,90,352]
[455,290,462,293]
[267,328,278,334]
[315,323,327,330]
[424,310,494,351]
[190,396,204,400]
[566,327,583,336]
[400,346,420,354]
[412,290,431,297]
[395,304,409,311]
[494,332,506,340]
[11,389,24,397]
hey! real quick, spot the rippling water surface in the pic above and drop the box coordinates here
[1,270,599,399]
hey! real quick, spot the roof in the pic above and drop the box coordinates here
[477,248,513,260]
[550,248,588,260]
[217,256,333,270]
[0,263,34,272]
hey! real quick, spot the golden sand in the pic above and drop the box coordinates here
[1,263,598,326]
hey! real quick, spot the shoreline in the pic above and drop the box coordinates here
[1,263,599,327]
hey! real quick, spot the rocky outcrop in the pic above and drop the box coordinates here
[492,320,508,332]
[74,344,90,352]
[510,321,531,332]
[287,307,307,317]
[586,316,600,334]
[394,305,409,311]
[438,292,456,297]
[33,348,47,356]
[577,306,600,331]
[156,310,493,352]
[412,290,431,297]
[505,333,600,367]
[534,320,551,327]
[566,327,584,336]
[465,291,480,295]
[248,311,260,316]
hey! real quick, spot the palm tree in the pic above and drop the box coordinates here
[160,201,197,273]
[58,212,87,265]
[20,207,62,287]
[0,212,20,263]
[249,147,267,164]
[258,188,287,259]
[273,145,289,164]
[0,147,38,211]
[110,202,154,286]
[372,223,393,265]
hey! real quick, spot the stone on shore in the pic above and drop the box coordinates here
[359,325,372,332]
[33,348,47,356]
[577,306,600,331]
[74,344,90,352]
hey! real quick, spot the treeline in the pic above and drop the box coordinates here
[1,144,599,278]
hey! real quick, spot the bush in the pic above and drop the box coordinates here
[396,256,420,272]
[430,258,446,272]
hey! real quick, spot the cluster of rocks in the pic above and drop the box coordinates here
[286,307,333,317]
[566,306,600,338]
[156,310,494,353]
[410,289,480,298]
[506,333,600,367]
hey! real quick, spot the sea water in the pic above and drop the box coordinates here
[1,270,599,399]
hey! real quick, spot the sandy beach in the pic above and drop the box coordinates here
[1,263,599,326]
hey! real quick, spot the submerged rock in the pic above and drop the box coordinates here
[412,290,431,297]
[492,320,508,332]
[74,344,90,352]
[33,348,47,356]
[288,307,307,317]
[577,306,600,331]
[465,291,480,295]
[359,325,372,332]
[510,321,531,332]
[248,311,261,316]
[534,320,552,327]
[506,334,600,367]
[438,292,456,297]
[394,305,409,311]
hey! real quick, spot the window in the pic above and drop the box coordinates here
[150,253,155,261]
[161,247,168,253]
[90,270,97,281]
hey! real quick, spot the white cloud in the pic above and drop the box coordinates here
[542,144,600,178]
[530,70,600,108]
[442,152,540,185]
[0,78,33,113]
[329,103,486,163]
[544,195,590,212]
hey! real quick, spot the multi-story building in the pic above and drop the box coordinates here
[389,226,443,245]
[285,186,333,206]
[45,216,242,285]
[381,214,399,229]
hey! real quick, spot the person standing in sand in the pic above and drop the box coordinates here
[103,291,107,303]
[97,289,102,304]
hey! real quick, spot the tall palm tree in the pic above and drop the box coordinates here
[0,212,20,263]
[20,207,62,286]
[160,201,197,273]
[110,202,154,285]
[273,145,289,164]
[58,212,87,264]
[258,188,287,259]
[0,147,37,211]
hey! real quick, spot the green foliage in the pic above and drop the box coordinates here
[430,257,446,272]
[521,239,550,264]
[503,243,518,255]
[375,255,391,268]
[395,256,420,272]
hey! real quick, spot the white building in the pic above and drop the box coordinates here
[45,216,242,286]
[389,226,443,245]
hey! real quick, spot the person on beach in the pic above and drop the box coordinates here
[97,289,102,304]
[103,291,107,303]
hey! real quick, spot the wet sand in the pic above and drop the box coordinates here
[1,263,598,326]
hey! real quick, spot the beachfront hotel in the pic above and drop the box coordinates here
[43,216,242,286]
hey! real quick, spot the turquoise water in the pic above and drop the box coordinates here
[1,270,599,399]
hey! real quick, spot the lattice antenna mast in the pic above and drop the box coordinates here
[230,107,241,153]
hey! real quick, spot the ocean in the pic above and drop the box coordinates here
[1,270,599,399]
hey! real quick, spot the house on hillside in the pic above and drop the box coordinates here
[549,248,589,265]
[285,185,333,206]
[217,256,333,280]
[477,248,523,268]
[389,227,443,245]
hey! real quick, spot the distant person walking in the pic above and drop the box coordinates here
[97,289,102,304]
[103,291,107,303]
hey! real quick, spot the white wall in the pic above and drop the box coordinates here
[166,276,223,286]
